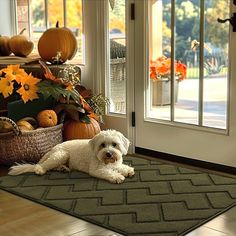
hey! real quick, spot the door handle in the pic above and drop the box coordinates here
[217,13,236,32]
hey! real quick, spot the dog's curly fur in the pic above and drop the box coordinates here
[8,130,135,184]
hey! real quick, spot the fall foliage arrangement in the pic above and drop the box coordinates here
[0,62,108,140]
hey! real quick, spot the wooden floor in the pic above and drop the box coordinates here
[1,164,236,236]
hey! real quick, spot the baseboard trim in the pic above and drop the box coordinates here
[135,147,236,175]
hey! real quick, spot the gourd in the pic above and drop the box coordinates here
[36,110,58,128]
[63,118,101,140]
[38,21,77,64]
[9,28,34,57]
[16,120,34,131]
[0,35,11,56]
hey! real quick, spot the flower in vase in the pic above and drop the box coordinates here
[150,56,187,82]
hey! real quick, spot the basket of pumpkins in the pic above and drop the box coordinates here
[0,110,63,165]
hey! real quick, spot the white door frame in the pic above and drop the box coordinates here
[100,0,136,153]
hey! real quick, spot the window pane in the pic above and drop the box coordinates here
[17,0,30,36]
[108,0,126,114]
[148,0,171,120]
[174,0,200,125]
[48,0,64,27]
[30,0,46,53]
[66,0,84,64]
[17,0,84,64]
[203,0,229,129]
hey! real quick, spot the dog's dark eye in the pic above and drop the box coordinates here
[112,142,117,147]
[101,143,106,148]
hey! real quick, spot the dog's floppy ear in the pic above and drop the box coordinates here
[89,133,99,153]
[117,131,130,155]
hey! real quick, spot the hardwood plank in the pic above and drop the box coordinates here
[219,207,236,221]
[0,190,119,236]
[203,214,236,235]
[186,226,230,236]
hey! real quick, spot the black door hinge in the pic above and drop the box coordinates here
[131,3,135,20]
[132,112,135,127]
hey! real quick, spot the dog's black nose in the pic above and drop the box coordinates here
[106,152,112,158]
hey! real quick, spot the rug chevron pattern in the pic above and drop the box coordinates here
[1,155,236,236]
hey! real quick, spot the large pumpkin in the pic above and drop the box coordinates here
[63,118,101,140]
[38,21,77,64]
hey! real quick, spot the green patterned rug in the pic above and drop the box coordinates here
[1,155,236,236]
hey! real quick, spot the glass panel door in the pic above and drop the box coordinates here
[148,0,229,129]
[134,0,236,166]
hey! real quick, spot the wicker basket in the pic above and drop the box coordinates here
[0,117,63,165]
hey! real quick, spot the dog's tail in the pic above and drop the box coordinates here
[8,163,37,175]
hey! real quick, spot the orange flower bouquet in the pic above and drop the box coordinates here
[150,56,187,82]
[0,64,79,104]
[0,63,108,124]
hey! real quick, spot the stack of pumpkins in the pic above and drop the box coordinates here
[0,28,34,57]
[0,21,77,62]
[0,21,101,140]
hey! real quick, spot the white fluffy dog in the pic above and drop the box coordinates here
[8,130,135,184]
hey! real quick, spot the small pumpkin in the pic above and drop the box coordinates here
[9,28,34,57]
[38,21,77,64]
[36,110,58,128]
[63,118,101,140]
[0,35,11,56]
[16,120,34,131]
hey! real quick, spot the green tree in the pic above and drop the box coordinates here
[163,0,229,62]
[109,0,125,33]
[205,0,229,48]
[163,0,200,60]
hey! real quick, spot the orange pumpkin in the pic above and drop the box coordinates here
[36,110,58,128]
[0,35,11,56]
[38,21,77,64]
[9,28,34,57]
[63,118,101,140]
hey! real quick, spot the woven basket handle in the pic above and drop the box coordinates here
[0,117,21,135]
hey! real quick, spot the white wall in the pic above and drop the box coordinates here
[0,0,16,36]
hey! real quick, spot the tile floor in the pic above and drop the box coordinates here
[186,207,236,235]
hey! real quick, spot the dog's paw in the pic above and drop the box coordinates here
[127,167,135,177]
[55,165,70,172]
[121,166,135,177]
[110,173,125,184]
[115,174,125,184]
[34,164,46,175]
